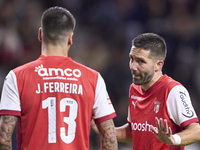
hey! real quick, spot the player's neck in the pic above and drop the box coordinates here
[141,71,163,91]
[41,43,69,57]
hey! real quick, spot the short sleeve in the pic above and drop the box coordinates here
[167,85,199,128]
[127,106,131,123]
[93,73,116,123]
[0,70,21,116]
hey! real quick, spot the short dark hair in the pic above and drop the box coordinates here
[41,6,76,44]
[132,33,167,61]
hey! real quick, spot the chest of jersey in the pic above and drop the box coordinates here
[129,88,169,131]
[128,79,185,150]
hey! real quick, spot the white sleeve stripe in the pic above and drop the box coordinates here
[0,70,21,111]
[10,71,20,100]
[167,85,197,126]
[93,73,115,119]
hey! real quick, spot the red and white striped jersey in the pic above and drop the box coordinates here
[0,55,116,150]
[127,75,199,150]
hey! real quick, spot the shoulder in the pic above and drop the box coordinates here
[72,60,98,72]
[169,84,188,99]
[71,59,99,76]
[161,75,183,91]
[163,75,181,84]
[13,59,40,74]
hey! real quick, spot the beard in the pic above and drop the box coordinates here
[132,68,154,86]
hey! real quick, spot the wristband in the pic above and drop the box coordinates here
[172,134,181,145]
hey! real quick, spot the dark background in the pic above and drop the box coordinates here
[0,0,200,149]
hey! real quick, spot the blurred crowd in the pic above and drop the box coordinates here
[0,0,200,149]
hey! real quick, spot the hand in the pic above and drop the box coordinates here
[91,119,100,134]
[150,117,175,145]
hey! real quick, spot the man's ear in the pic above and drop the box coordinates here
[68,32,74,46]
[38,27,42,42]
[155,60,164,72]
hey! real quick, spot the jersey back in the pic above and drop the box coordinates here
[0,55,116,150]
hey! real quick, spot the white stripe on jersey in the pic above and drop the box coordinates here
[167,85,197,126]
[92,73,115,119]
[0,70,21,111]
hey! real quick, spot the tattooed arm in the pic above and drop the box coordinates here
[0,115,18,150]
[115,123,133,142]
[91,120,132,143]
[96,119,118,150]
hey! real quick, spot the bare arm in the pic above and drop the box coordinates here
[178,122,200,145]
[96,119,118,150]
[150,117,200,145]
[91,120,132,143]
[115,123,132,142]
[0,115,18,150]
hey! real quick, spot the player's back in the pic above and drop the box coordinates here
[14,55,98,150]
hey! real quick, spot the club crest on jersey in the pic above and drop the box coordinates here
[154,101,161,113]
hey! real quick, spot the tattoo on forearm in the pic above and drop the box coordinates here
[97,120,117,150]
[0,115,18,150]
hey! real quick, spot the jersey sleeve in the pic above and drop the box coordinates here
[127,106,131,123]
[127,86,131,123]
[93,73,116,123]
[167,85,199,128]
[0,70,21,116]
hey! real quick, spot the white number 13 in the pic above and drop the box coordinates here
[42,97,78,144]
